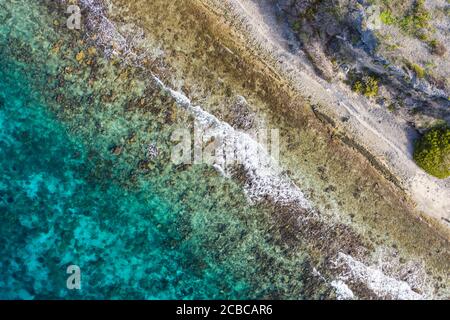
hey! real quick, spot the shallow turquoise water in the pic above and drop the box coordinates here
[0,59,229,299]
[0,0,328,300]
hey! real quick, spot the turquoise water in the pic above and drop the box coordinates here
[0,0,329,299]
[0,37,258,300]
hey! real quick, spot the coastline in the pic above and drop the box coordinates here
[2,0,446,299]
[196,0,450,230]
[89,0,450,298]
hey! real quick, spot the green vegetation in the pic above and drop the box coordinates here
[379,0,435,48]
[304,7,317,20]
[399,0,431,34]
[379,1,431,32]
[429,39,447,56]
[408,62,426,78]
[404,59,426,79]
[387,103,396,112]
[291,0,324,33]
[414,126,450,179]
[352,76,379,97]
[292,20,301,32]
[380,10,396,25]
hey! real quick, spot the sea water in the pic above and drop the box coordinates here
[0,0,327,299]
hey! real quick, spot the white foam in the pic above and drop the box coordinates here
[158,77,312,208]
[331,280,355,300]
[333,252,424,300]
[69,0,312,208]
[64,0,433,300]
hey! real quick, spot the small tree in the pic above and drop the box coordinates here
[352,76,379,98]
[413,126,450,179]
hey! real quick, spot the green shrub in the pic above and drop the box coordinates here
[364,76,379,97]
[397,0,432,38]
[414,126,450,179]
[292,20,301,32]
[352,76,379,97]
[380,10,396,25]
[353,81,364,94]
[387,103,396,112]
[412,63,425,78]
[406,61,426,78]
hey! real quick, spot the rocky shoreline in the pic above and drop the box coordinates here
[10,0,446,299]
[195,0,450,229]
[81,0,450,298]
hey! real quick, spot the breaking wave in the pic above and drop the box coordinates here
[67,0,431,300]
